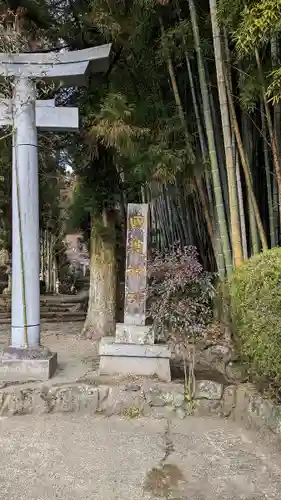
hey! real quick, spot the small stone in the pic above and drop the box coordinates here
[98,386,144,416]
[195,380,223,400]
[98,386,110,405]
[226,361,249,383]
[146,389,166,407]
[124,384,141,392]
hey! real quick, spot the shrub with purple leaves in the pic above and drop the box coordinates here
[148,246,215,344]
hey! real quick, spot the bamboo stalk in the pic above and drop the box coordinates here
[271,38,281,228]
[235,151,248,259]
[261,102,275,248]
[225,78,268,251]
[256,49,281,200]
[209,0,243,267]
[188,0,232,276]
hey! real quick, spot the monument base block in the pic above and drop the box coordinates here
[115,323,154,344]
[0,346,57,382]
[99,337,171,382]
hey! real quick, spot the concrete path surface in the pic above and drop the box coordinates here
[0,414,281,499]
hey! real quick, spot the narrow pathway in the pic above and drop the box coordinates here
[0,414,280,499]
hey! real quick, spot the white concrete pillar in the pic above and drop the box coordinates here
[11,77,40,347]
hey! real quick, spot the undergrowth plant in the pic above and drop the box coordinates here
[148,246,215,397]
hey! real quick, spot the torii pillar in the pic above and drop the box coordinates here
[0,45,111,381]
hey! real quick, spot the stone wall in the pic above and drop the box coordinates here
[0,377,280,436]
[1,336,281,440]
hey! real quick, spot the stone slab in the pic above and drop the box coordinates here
[124,203,148,326]
[99,337,170,358]
[115,323,154,345]
[0,352,57,382]
[99,355,171,382]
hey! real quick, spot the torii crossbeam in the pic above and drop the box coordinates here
[0,44,111,354]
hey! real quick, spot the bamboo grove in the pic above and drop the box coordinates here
[1,0,281,279]
[63,0,281,278]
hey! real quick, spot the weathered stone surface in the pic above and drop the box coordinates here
[225,360,249,383]
[99,337,171,381]
[124,203,149,326]
[230,384,281,435]
[98,386,148,417]
[99,338,170,358]
[143,382,184,408]
[220,385,236,417]
[0,345,52,359]
[195,380,223,400]
[0,352,57,382]
[1,371,281,444]
[232,383,256,419]
[195,343,235,376]
[203,343,233,364]
[193,398,221,416]
[115,323,154,345]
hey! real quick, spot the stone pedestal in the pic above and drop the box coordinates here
[0,346,57,382]
[115,323,154,345]
[99,337,171,382]
[98,203,171,382]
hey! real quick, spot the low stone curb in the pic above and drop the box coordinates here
[1,377,281,437]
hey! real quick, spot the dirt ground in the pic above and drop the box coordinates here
[0,321,100,384]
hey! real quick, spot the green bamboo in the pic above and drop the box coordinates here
[241,113,259,255]
[223,31,247,260]
[271,38,281,243]
[188,0,232,277]
[261,102,275,248]
[234,147,248,259]
[256,49,281,200]
[209,0,243,268]
[226,80,268,251]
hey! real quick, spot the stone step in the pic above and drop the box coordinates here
[0,313,85,324]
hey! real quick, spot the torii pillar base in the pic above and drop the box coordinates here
[0,346,57,382]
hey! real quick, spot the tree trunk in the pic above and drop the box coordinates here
[81,209,116,340]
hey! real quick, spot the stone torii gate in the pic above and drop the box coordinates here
[0,45,111,381]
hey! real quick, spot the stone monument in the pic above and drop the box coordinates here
[0,44,111,381]
[99,203,171,382]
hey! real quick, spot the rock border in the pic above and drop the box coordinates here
[0,377,281,437]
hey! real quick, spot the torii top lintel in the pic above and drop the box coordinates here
[0,44,111,86]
